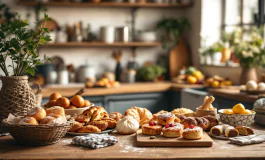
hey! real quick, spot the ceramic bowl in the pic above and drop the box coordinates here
[196,107,217,118]
[137,31,157,42]
[65,103,94,117]
[218,109,255,126]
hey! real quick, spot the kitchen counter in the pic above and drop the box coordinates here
[1,124,265,160]
[208,86,258,103]
[41,82,204,98]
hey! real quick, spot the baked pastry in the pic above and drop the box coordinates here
[69,121,84,132]
[18,117,38,125]
[235,126,248,136]
[203,115,219,128]
[88,120,108,131]
[27,107,46,121]
[183,125,203,140]
[77,125,101,133]
[235,126,254,136]
[124,107,153,126]
[109,112,123,121]
[210,124,227,136]
[75,115,90,123]
[116,116,139,135]
[152,110,169,121]
[225,126,239,137]
[82,106,109,122]
[157,113,175,126]
[162,123,184,138]
[181,117,197,129]
[142,122,162,136]
[174,117,181,123]
[194,117,210,131]
[101,118,117,128]
[40,116,56,124]
[47,113,62,118]
[171,108,195,117]
[46,106,65,117]
[177,115,187,121]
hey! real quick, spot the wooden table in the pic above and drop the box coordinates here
[1,124,265,160]
[41,82,204,98]
[208,87,258,103]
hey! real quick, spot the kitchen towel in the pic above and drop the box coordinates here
[71,134,118,149]
[229,130,265,145]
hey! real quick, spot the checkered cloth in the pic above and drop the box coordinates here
[71,134,118,149]
[229,134,265,145]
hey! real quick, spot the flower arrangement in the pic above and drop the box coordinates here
[232,27,265,68]
[0,13,51,76]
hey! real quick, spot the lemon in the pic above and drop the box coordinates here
[223,109,234,114]
[241,109,252,114]
[212,81,220,88]
[187,76,197,84]
[192,71,203,80]
[232,103,245,114]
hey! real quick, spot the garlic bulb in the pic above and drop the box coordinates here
[246,80,257,91]
[254,98,265,110]
[258,82,265,91]
[116,116,139,135]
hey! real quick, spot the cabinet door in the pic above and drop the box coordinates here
[83,96,105,107]
[106,92,170,113]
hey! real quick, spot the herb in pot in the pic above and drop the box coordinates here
[136,63,166,81]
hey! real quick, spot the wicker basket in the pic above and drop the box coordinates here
[1,118,74,145]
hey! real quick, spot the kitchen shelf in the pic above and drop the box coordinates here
[42,42,161,48]
[18,1,193,8]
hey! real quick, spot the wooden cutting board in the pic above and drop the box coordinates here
[136,130,213,147]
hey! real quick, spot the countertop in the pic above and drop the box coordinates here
[1,124,265,160]
[40,82,204,98]
[208,86,259,103]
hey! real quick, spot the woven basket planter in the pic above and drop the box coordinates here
[1,118,74,145]
[0,76,36,122]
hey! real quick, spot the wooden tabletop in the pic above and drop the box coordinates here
[1,124,265,160]
[40,82,204,98]
[208,86,258,103]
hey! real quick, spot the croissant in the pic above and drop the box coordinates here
[82,106,109,122]
[77,125,101,133]
[124,106,153,126]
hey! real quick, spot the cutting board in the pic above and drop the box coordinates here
[136,130,213,147]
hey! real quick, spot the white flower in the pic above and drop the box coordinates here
[242,51,253,58]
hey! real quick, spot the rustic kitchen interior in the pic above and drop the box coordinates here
[1,0,265,159]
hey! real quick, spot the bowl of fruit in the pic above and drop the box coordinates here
[172,66,205,85]
[218,103,255,126]
[44,90,94,117]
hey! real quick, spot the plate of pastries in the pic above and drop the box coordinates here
[68,106,123,136]
[209,124,255,140]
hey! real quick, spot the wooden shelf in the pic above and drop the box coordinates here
[42,42,161,48]
[18,1,193,8]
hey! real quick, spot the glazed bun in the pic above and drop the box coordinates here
[18,117,38,125]
[46,106,65,117]
[116,116,139,135]
[27,107,46,121]
[40,116,56,124]
[157,113,175,126]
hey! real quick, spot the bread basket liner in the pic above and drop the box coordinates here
[1,118,74,146]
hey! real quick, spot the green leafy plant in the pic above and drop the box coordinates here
[232,27,265,68]
[137,63,166,81]
[199,41,225,56]
[156,17,191,50]
[0,13,51,76]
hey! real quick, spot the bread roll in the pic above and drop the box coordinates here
[109,112,123,121]
[225,126,239,137]
[27,107,46,121]
[46,106,65,117]
[18,117,38,125]
[124,107,153,126]
[77,125,101,133]
[40,116,56,124]
[210,124,226,136]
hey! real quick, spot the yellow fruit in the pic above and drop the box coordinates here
[187,76,197,84]
[223,109,234,114]
[242,109,252,114]
[192,71,203,80]
[224,80,232,86]
[232,103,245,114]
[212,80,220,88]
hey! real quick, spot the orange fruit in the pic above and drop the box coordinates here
[70,95,85,108]
[242,109,252,114]
[187,76,197,84]
[68,105,77,109]
[56,97,70,108]
[232,103,245,114]
[223,109,234,114]
[83,100,91,107]
[211,81,220,88]
[45,100,57,108]
[49,92,62,101]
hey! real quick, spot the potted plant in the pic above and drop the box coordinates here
[0,13,51,123]
[136,62,166,82]
[156,17,191,51]
[232,27,265,84]
[199,41,224,65]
